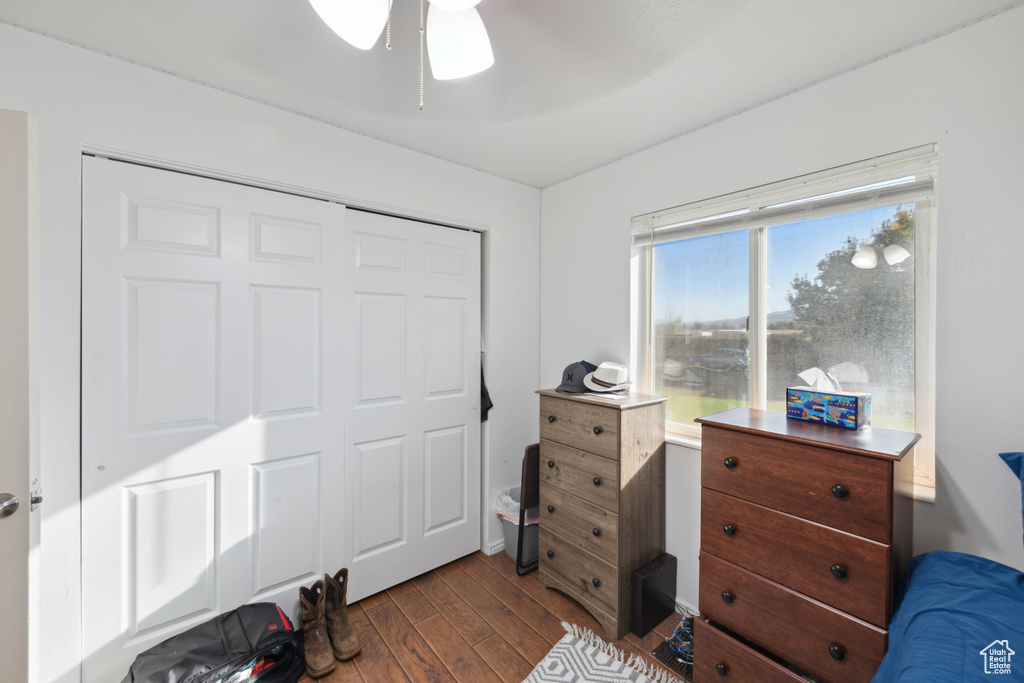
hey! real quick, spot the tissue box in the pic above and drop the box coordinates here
[786,386,871,429]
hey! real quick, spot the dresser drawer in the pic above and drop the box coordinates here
[539,483,618,565]
[699,553,886,683]
[540,395,620,460]
[540,440,619,512]
[693,618,806,682]
[539,569,618,639]
[701,488,890,627]
[701,425,892,543]
[539,526,618,616]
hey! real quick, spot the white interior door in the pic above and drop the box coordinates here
[81,158,346,682]
[81,159,483,680]
[343,210,481,597]
[0,109,38,683]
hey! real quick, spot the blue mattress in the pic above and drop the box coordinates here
[872,550,1024,681]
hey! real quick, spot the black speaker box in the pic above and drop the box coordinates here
[631,553,677,638]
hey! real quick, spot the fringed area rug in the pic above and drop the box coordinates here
[523,622,684,683]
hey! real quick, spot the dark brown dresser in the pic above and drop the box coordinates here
[694,408,919,682]
[536,389,667,639]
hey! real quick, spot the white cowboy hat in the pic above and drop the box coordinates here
[583,361,631,393]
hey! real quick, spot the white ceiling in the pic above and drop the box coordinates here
[1,0,1017,187]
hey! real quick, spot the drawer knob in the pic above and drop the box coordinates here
[593,477,602,486]
[715,663,728,676]
[831,564,848,579]
[547,505,555,513]
[723,457,737,469]
[593,527,601,537]
[548,460,555,468]
[829,645,845,661]
[592,578,601,587]
[548,415,556,423]
[721,591,733,604]
[593,426,603,435]
[723,524,736,537]
[546,550,554,558]
[831,484,849,498]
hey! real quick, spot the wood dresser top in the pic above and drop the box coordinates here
[536,389,667,411]
[695,407,920,461]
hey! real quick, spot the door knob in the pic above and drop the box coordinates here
[0,493,19,518]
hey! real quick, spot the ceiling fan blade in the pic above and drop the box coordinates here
[426,4,494,80]
[309,0,390,50]
[427,0,482,11]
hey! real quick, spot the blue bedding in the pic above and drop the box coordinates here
[872,550,1024,681]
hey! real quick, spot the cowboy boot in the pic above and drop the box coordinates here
[299,580,337,678]
[324,568,362,661]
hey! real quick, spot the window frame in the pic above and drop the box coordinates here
[631,147,937,501]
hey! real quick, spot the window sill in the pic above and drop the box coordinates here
[665,433,702,451]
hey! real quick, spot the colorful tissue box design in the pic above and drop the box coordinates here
[786,386,871,429]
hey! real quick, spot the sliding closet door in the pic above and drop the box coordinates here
[343,210,481,597]
[81,158,482,681]
[81,158,347,681]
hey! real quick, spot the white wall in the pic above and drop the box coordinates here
[0,23,540,683]
[541,8,1024,610]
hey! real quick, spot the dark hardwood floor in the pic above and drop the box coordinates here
[300,550,683,682]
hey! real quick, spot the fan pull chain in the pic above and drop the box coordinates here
[386,0,392,50]
[419,0,425,109]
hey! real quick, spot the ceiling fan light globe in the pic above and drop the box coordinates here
[428,0,483,11]
[883,244,911,265]
[851,246,878,269]
[426,5,494,80]
[309,0,389,50]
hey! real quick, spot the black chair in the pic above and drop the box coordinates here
[516,443,540,576]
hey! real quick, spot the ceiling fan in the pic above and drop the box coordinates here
[308,0,494,107]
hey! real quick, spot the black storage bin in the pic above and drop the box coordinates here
[631,553,677,638]
[121,602,304,683]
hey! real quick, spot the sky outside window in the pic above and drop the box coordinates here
[653,205,903,324]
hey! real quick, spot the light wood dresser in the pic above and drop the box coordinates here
[536,389,667,640]
[694,408,919,682]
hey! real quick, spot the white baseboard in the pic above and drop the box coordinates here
[487,539,505,556]
[674,597,698,617]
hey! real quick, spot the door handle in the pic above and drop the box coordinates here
[0,493,20,518]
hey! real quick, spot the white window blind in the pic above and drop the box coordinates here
[632,147,937,245]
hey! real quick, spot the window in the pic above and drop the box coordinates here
[632,147,936,500]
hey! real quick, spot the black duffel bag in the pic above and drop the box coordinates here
[121,603,304,683]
